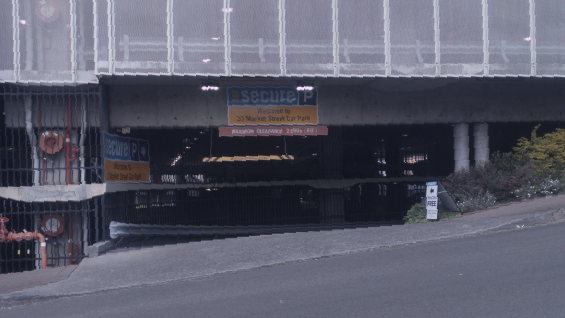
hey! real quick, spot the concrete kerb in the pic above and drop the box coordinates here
[1,208,564,308]
[86,241,116,258]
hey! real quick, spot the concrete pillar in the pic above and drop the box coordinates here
[453,123,470,172]
[474,123,489,166]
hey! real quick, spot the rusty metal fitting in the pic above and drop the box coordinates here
[24,231,34,241]
[13,232,24,242]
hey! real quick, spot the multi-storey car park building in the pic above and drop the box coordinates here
[1,0,565,273]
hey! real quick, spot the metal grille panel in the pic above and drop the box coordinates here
[115,0,168,75]
[230,0,281,76]
[1,85,103,187]
[1,0,565,80]
[0,1,14,82]
[440,0,484,76]
[338,0,386,76]
[536,1,565,76]
[488,0,531,76]
[0,197,102,274]
[285,0,334,76]
[390,0,435,76]
[173,0,225,75]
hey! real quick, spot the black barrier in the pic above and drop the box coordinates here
[0,197,103,274]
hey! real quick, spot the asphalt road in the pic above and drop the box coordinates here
[2,222,564,318]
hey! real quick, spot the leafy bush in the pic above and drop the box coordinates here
[441,153,539,206]
[514,125,565,173]
[439,125,565,214]
[455,190,497,213]
[513,178,562,200]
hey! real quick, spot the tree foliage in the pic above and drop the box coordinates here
[513,125,565,173]
[434,125,565,216]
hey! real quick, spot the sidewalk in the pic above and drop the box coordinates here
[1,194,564,308]
[0,266,78,295]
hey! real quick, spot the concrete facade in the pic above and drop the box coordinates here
[108,78,565,129]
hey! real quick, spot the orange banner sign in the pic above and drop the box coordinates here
[228,106,318,125]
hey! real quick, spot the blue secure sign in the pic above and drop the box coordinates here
[228,87,317,106]
[103,133,150,183]
[104,133,130,161]
[104,133,149,162]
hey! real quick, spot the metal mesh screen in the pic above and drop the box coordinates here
[114,0,168,75]
[0,198,102,274]
[285,0,334,76]
[94,0,110,74]
[230,0,280,76]
[173,0,225,75]
[488,0,531,75]
[338,0,386,76]
[390,0,435,76]
[439,0,483,76]
[1,85,103,187]
[17,0,73,82]
[4,0,565,79]
[487,0,530,76]
[76,0,96,81]
[536,1,565,76]
[0,1,14,82]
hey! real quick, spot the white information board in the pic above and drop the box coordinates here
[426,182,438,220]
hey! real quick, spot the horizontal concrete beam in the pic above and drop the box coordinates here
[0,184,106,202]
[0,177,443,202]
[109,79,565,128]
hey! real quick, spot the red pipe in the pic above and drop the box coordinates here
[65,98,72,185]
[0,218,47,269]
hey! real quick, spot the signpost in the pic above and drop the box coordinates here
[221,87,326,136]
[426,181,439,220]
[103,133,150,183]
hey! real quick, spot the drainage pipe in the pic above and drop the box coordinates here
[79,98,87,184]
[66,98,72,185]
[24,96,41,185]
[82,210,88,256]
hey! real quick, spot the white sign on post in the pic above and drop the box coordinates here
[426,181,439,220]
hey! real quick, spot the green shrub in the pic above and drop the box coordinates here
[514,125,565,173]
[440,125,565,214]
[441,155,539,206]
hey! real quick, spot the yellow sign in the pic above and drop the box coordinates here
[228,106,318,125]
[203,155,294,162]
[104,159,150,183]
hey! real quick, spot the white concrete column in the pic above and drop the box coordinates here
[474,123,489,166]
[454,123,470,172]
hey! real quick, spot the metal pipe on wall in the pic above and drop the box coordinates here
[82,210,88,256]
[80,97,87,184]
[25,96,41,185]
[65,98,72,185]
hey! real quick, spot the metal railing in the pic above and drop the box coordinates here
[2,0,565,82]
[0,197,103,274]
[0,85,103,187]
